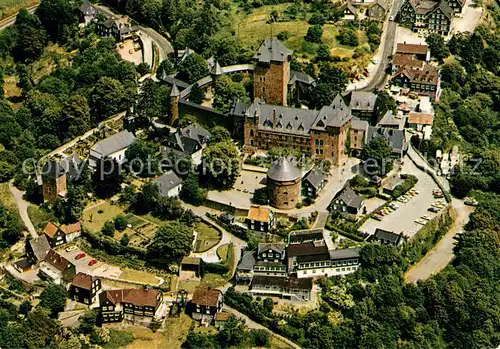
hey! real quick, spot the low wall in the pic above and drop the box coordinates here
[179,100,238,132]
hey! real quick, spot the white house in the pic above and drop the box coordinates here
[153,170,182,198]
[294,248,361,279]
[89,130,136,171]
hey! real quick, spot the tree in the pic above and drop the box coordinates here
[213,75,250,113]
[19,300,32,316]
[147,221,193,261]
[305,25,323,43]
[217,317,246,347]
[90,77,129,122]
[189,83,204,104]
[361,136,393,176]
[92,158,123,198]
[317,44,331,61]
[120,234,130,246]
[39,284,67,316]
[132,182,160,214]
[0,204,22,249]
[77,310,97,335]
[180,174,206,205]
[136,79,171,125]
[209,126,231,144]
[309,13,326,25]
[136,62,151,76]
[125,139,159,177]
[426,33,450,61]
[337,28,359,46]
[201,141,239,189]
[36,0,78,43]
[177,53,209,84]
[12,9,48,62]
[114,216,127,231]
[310,82,337,108]
[101,221,115,237]
[65,184,87,223]
[252,187,270,205]
[61,94,91,140]
[158,59,175,77]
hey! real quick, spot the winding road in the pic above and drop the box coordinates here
[9,181,37,238]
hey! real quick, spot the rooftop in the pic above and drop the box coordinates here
[192,287,221,307]
[44,250,73,272]
[396,43,428,55]
[267,157,302,182]
[251,275,312,290]
[71,272,99,290]
[28,235,51,261]
[329,247,361,260]
[101,288,160,308]
[258,243,286,256]
[303,168,325,189]
[247,205,272,222]
[153,171,182,197]
[253,38,293,63]
[90,130,136,157]
[335,185,364,209]
[408,112,433,125]
[287,241,329,258]
[374,228,404,243]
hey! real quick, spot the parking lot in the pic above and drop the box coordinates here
[57,247,122,279]
[360,158,445,238]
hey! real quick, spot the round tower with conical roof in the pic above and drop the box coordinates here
[267,157,302,209]
[169,82,180,125]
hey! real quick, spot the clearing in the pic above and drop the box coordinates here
[193,222,221,253]
[82,202,125,232]
[0,183,19,214]
[0,0,38,21]
[119,268,160,285]
[27,204,54,229]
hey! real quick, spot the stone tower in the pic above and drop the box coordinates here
[169,82,180,125]
[267,157,302,210]
[253,38,293,106]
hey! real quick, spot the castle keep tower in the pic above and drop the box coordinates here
[267,157,302,210]
[253,38,293,106]
[169,83,180,125]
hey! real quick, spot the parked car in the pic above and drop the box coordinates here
[75,253,86,260]
[464,197,478,206]
[415,218,426,225]
[88,259,97,266]
[421,215,431,221]
[373,214,383,221]
[66,245,77,252]
[428,207,440,213]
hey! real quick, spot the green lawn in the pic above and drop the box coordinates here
[193,222,221,253]
[119,268,159,285]
[27,204,55,229]
[0,0,39,21]
[102,329,134,349]
[0,183,18,214]
[201,273,227,288]
[82,202,124,233]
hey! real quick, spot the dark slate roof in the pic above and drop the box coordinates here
[153,171,182,197]
[335,185,364,209]
[237,250,257,271]
[180,124,211,144]
[329,247,361,260]
[374,229,402,243]
[42,160,66,179]
[28,235,51,261]
[377,110,403,129]
[287,241,329,258]
[436,0,453,18]
[288,229,324,244]
[251,275,312,290]
[14,259,31,269]
[289,70,315,86]
[366,127,407,153]
[164,133,200,156]
[303,168,324,189]
[161,75,190,89]
[296,252,331,263]
[258,243,286,256]
[351,117,369,131]
[80,0,99,15]
[267,157,302,182]
[91,130,136,157]
[253,38,293,63]
[343,91,378,113]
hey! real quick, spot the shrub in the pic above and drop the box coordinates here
[114,216,127,232]
[277,31,289,41]
[308,13,325,25]
[101,221,115,237]
[305,25,323,43]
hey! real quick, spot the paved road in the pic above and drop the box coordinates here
[404,199,473,283]
[223,305,301,349]
[359,0,404,92]
[9,181,37,238]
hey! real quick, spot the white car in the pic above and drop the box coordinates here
[421,215,431,221]
[415,218,426,225]
[66,245,78,252]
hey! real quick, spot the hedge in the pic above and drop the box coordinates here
[82,227,147,259]
[206,213,250,240]
[392,175,418,198]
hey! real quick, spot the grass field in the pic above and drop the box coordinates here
[216,243,230,260]
[119,268,159,285]
[82,202,125,232]
[102,329,134,349]
[0,0,38,21]
[27,204,54,229]
[193,222,221,253]
[201,273,227,288]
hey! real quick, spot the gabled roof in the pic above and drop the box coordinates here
[90,130,136,157]
[303,168,325,189]
[335,185,364,209]
[377,110,404,129]
[408,112,433,125]
[258,243,286,256]
[80,0,99,15]
[343,91,378,113]
[237,250,257,271]
[44,250,73,272]
[253,38,293,63]
[396,43,428,55]
[287,241,329,258]
[62,222,81,235]
[44,221,62,238]
[366,126,407,153]
[192,287,221,307]
[370,0,388,10]
[153,171,182,197]
[180,124,211,144]
[251,275,312,290]
[28,235,51,261]
[72,272,99,290]
[267,157,302,182]
[100,288,160,307]
[288,229,324,244]
[351,117,369,131]
[393,54,424,69]
[395,64,438,85]
[289,70,315,86]
[374,228,403,243]
[329,247,361,260]
[247,205,272,223]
